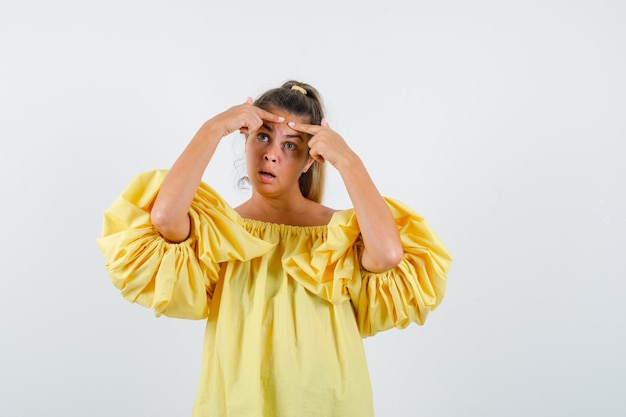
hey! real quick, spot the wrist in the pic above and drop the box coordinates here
[197,119,228,144]
[335,151,362,174]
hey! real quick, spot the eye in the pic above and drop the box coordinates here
[257,133,270,142]
[284,142,297,151]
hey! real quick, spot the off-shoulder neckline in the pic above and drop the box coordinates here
[238,210,343,231]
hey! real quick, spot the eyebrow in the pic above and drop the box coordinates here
[261,123,305,142]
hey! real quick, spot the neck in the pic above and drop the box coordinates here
[237,190,313,223]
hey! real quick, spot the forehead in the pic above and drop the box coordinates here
[262,108,309,138]
[267,107,309,123]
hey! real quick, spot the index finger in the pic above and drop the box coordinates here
[287,121,323,135]
[255,106,285,123]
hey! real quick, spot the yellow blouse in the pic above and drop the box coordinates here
[97,170,452,417]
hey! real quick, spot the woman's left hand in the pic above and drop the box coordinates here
[290,118,403,272]
[288,119,356,170]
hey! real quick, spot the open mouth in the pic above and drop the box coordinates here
[259,170,276,179]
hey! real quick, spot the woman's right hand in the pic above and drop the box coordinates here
[151,98,284,242]
[211,98,285,138]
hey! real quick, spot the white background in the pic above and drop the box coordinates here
[1,1,625,416]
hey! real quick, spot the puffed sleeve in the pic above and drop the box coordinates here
[96,170,273,319]
[317,198,452,337]
[351,199,451,336]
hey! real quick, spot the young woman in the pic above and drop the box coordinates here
[97,80,452,416]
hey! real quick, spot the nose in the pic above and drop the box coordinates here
[264,144,278,162]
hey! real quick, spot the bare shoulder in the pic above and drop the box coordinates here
[306,202,337,226]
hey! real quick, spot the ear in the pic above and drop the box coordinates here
[302,157,315,174]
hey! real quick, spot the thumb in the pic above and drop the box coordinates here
[321,117,329,127]
[246,97,253,105]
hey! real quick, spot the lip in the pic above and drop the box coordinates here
[257,170,276,183]
[258,165,276,176]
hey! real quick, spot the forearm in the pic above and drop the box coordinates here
[338,155,403,272]
[151,120,223,242]
[149,99,284,242]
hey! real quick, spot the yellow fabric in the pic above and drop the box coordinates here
[97,170,452,417]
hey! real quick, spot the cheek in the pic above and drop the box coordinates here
[288,150,311,168]
[286,149,304,159]
[245,139,264,156]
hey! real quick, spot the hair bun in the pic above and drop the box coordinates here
[290,85,307,95]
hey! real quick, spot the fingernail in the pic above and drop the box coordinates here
[288,121,295,127]
[278,117,285,122]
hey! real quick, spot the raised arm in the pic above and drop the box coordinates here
[289,119,403,272]
[151,99,284,242]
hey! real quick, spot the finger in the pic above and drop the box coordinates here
[321,118,329,127]
[309,149,325,163]
[287,121,322,135]
[246,97,253,105]
[256,107,285,123]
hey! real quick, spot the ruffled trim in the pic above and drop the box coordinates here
[96,170,273,319]
[278,209,358,305]
[284,198,452,337]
